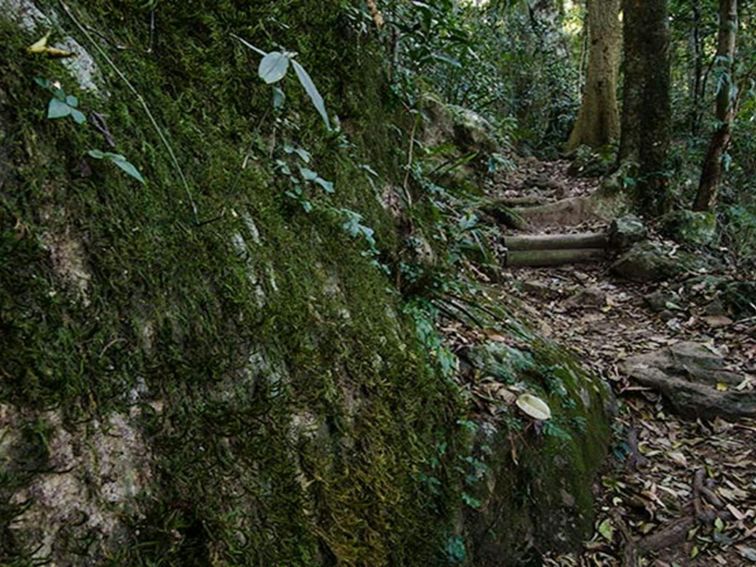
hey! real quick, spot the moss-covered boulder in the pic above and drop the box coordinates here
[459,339,611,564]
[659,209,717,246]
[610,241,718,282]
[418,95,504,192]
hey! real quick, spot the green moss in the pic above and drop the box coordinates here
[0,3,464,564]
[659,209,717,246]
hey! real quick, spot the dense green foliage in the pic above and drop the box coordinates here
[378,0,754,263]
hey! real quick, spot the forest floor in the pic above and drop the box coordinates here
[484,159,756,566]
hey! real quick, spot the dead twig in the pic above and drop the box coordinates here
[611,510,639,567]
[626,427,648,471]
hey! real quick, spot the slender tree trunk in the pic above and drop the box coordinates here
[694,0,738,211]
[618,1,642,161]
[566,0,621,151]
[528,0,573,143]
[619,0,672,216]
[689,0,704,136]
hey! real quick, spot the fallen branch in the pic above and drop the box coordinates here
[637,516,695,553]
[694,468,725,519]
[635,471,729,555]
[625,427,648,471]
[479,201,529,230]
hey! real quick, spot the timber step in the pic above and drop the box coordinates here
[503,230,609,267]
[504,231,608,251]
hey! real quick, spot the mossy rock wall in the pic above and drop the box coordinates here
[1,2,610,565]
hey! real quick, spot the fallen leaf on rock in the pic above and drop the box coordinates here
[515,393,551,420]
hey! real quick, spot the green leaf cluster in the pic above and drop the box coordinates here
[34,77,86,124]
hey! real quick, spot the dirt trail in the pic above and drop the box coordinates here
[490,159,756,565]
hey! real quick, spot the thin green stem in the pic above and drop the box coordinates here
[58,0,199,223]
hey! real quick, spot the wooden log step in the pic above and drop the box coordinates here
[506,248,606,267]
[504,231,608,251]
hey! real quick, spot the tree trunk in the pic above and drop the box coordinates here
[566,0,622,151]
[620,0,672,216]
[689,0,704,136]
[528,0,569,60]
[694,0,738,212]
[618,0,643,162]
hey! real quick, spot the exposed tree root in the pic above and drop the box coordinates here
[512,196,597,227]
[493,196,547,207]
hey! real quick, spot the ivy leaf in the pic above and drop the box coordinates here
[298,167,319,181]
[71,109,87,125]
[259,51,289,84]
[284,144,311,163]
[314,177,334,193]
[272,86,286,110]
[360,164,379,177]
[461,492,481,509]
[432,52,462,67]
[110,156,146,184]
[598,519,615,542]
[291,59,330,129]
[87,150,145,184]
[48,98,72,119]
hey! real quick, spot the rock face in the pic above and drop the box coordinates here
[0,3,610,566]
[622,342,755,419]
[446,104,500,154]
